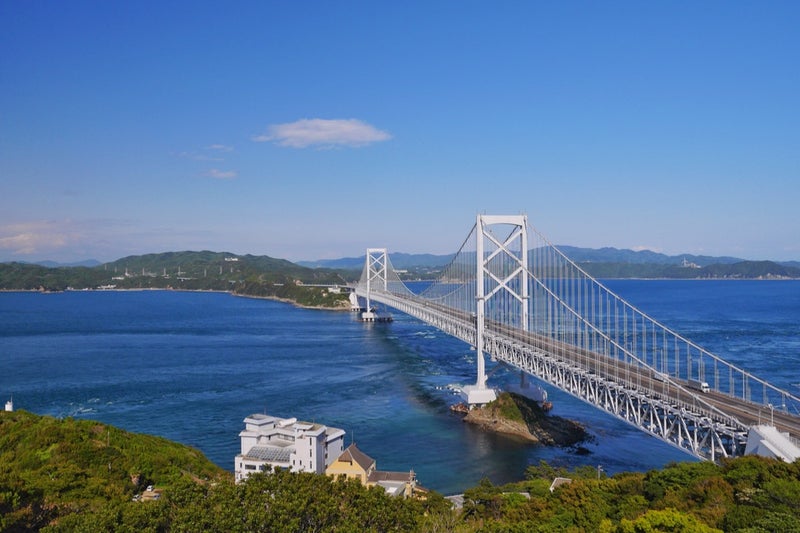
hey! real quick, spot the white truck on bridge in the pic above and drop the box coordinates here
[688,379,710,393]
[652,371,668,382]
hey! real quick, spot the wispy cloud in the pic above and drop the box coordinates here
[206,144,234,152]
[175,144,234,162]
[0,222,68,255]
[0,218,224,262]
[0,219,120,257]
[253,118,392,148]
[205,169,237,180]
[175,151,224,162]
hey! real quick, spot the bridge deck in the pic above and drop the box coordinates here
[359,288,800,460]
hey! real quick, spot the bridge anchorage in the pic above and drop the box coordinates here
[354,214,800,463]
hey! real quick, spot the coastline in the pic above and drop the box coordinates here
[0,287,353,311]
[3,281,797,496]
[231,291,352,311]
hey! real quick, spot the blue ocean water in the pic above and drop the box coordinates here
[1,281,799,494]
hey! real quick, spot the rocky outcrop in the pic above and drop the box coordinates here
[459,392,588,446]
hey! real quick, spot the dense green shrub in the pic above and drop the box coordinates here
[3,410,800,532]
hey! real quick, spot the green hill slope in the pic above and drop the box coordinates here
[0,410,227,531]
[3,410,800,532]
[0,251,358,308]
[0,410,445,532]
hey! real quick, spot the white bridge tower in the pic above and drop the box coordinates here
[361,248,388,322]
[462,214,529,405]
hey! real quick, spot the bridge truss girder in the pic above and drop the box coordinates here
[488,334,748,461]
[361,290,750,462]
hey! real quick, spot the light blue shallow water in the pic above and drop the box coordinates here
[1,281,798,494]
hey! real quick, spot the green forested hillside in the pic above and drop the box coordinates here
[2,251,797,298]
[0,252,356,308]
[2,410,800,532]
[579,260,800,279]
[463,458,800,532]
[0,410,447,532]
[0,410,227,531]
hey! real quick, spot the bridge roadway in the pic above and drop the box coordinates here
[490,318,800,440]
[360,289,800,457]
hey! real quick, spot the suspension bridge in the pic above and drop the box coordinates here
[353,215,800,463]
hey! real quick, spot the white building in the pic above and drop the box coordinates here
[235,413,346,482]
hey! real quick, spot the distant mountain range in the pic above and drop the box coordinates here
[5,246,799,285]
[298,252,455,270]
[298,246,800,271]
[554,246,745,267]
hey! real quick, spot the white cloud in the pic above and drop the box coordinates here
[205,168,237,180]
[206,144,234,152]
[0,218,214,263]
[175,151,223,162]
[253,118,392,148]
[174,144,233,162]
[0,220,82,256]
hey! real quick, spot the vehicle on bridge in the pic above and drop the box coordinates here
[688,379,710,393]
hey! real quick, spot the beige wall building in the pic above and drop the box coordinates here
[326,443,417,498]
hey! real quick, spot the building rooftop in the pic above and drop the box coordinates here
[244,414,278,426]
[243,445,293,464]
[325,428,346,441]
[337,443,376,471]
[368,470,414,484]
[375,481,406,497]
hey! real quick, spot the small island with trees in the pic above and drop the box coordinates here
[455,392,589,447]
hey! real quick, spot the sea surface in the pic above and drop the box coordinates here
[1,280,799,494]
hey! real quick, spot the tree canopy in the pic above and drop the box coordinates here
[2,410,800,532]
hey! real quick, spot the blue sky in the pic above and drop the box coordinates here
[1,2,798,263]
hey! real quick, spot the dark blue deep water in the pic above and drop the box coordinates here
[1,281,799,494]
